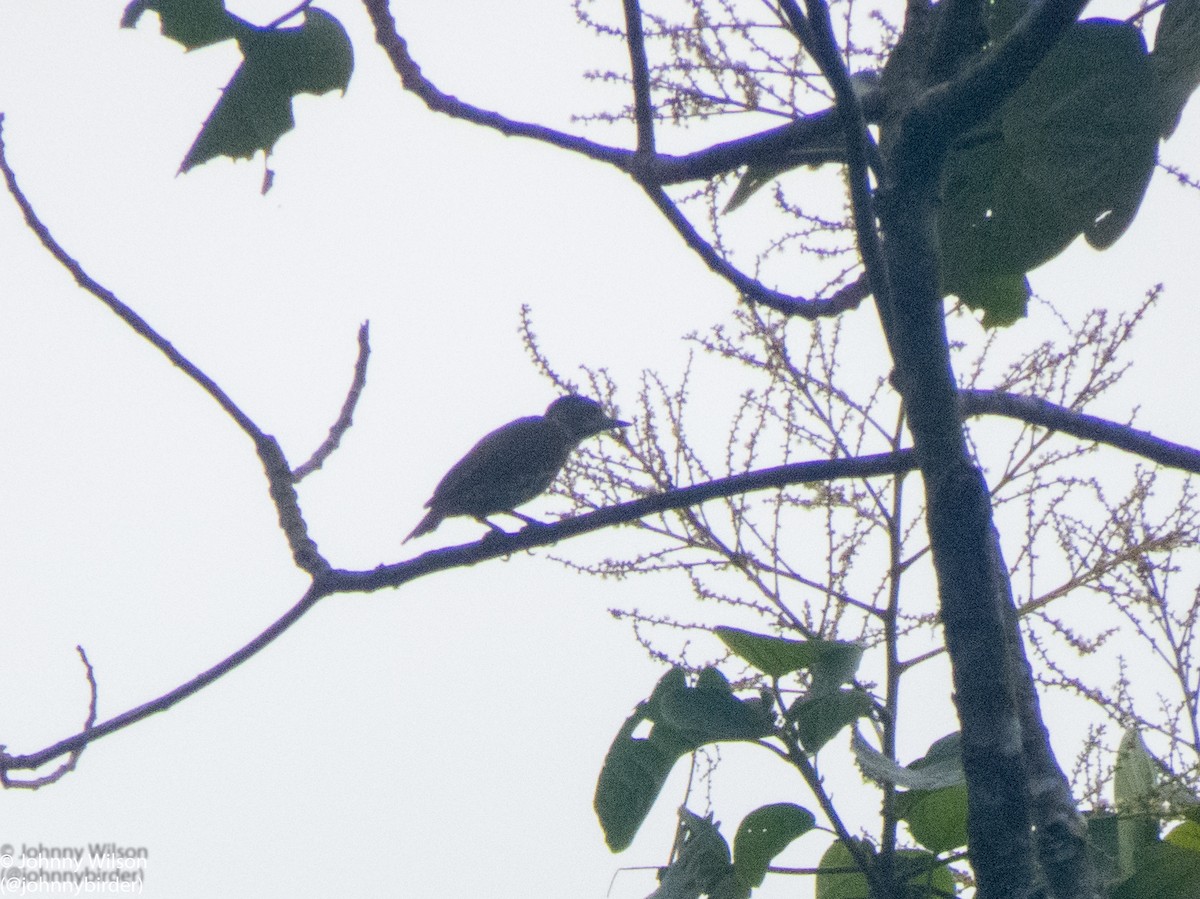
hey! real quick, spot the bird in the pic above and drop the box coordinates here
[404,394,629,542]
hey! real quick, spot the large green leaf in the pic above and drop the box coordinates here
[1166,820,1200,853]
[854,731,965,791]
[814,841,953,898]
[732,803,816,887]
[815,839,874,899]
[714,627,862,689]
[594,668,775,852]
[896,783,969,853]
[1112,841,1200,899]
[180,9,353,173]
[940,19,1160,324]
[121,0,242,49]
[893,850,958,898]
[1152,0,1200,137]
[791,688,873,753]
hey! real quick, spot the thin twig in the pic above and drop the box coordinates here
[622,0,656,157]
[641,184,866,317]
[2,587,322,772]
[1,647,98,788]
[0,114,328,576]
[293,321,371,481]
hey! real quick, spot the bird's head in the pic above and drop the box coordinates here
[544,395,629,440]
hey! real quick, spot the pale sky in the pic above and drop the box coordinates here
[0,2,1197,898]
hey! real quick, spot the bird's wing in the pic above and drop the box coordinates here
[426,416,556,508]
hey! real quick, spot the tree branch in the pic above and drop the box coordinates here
[362,0,881,318]
[621,0,655,157]
[292,321,371,482]
[361,0,632,167]
[1,587,322,772]
[330,450,917,592]
[799,0,895,327]
[640,185,868,317]
[0,450,915,772]
[0,115,327,576]
[962,390,1200,475]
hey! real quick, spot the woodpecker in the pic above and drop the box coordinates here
[404,395,629,542]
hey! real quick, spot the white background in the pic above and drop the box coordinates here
[0,2,1197,897]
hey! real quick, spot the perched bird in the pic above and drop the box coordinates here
[404,395,629,542]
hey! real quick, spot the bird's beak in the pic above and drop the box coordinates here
[610,417,631,429]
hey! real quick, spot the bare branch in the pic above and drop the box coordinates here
[799,0,893,323]
[1,647,97,788]
[335,449,917,592]
[622,0,655,156]
[2,587,321,772]
[962,390,1200,475]
[362,0,632,167]
[292,321,371,482]
[641,184,867,317]
[0,115,327,576]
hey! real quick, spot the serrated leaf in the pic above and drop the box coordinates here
[715,627,862,689]
[121,0,242,49]
[1152,0,1200,137]
[853,731,965,790]
[896,784,969,853]
[732,803,816,887]
[791,688,873,753]
[179,8,353,173]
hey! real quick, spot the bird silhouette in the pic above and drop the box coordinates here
[404,395,629,542]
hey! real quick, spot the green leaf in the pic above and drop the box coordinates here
[121,0,242,49]
[1115,729,1157,806]
[714,627,862,689]
[654,810,749,899]
[1087,811,1122,886]
[956,273,1030,328]
[594,668,775,852]
[732,803,816,887]
[658,668,777,743]
[940,19,1159,325]
[815,839,874,899]
[1152,0,1200,137]
[179,8,353,173]
[1112,841,1200,899]
[854,731,966,791]
[791,688,873,753]
[896,784,970,853]
[1166,820,1200,853]
[893,850,958,898]
[1116,728,1161,874]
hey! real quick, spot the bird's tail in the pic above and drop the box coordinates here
[403,510,442,544]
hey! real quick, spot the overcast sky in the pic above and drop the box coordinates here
[0,2,1197,897]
